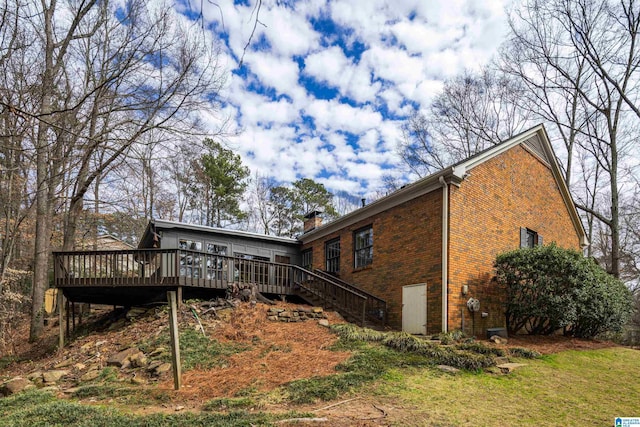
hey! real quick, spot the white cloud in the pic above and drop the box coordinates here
[258,4,321,57]
[233,90,299,127]
[303,46,380,103]
[244,52,306,101]
[305,99,383,134]
[188,0,510,204]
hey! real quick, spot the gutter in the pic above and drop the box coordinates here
[439,176,449,333]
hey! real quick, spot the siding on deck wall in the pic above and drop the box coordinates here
[159,229,301,265]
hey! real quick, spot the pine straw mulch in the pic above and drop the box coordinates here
[160,302,351,402]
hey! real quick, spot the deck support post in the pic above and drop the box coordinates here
[177,286,183,309]
[58,290,65,349]
[167,291,182,390]
[65,298,70,339]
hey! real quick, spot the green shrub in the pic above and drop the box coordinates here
[569,268,635,338]
[330,324,385,342]
[495,243,633,338]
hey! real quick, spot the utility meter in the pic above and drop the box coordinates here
[467,298,480,312]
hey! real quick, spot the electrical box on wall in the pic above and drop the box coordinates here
[466,298,480,312]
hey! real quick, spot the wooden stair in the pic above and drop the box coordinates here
[291,267,386,328]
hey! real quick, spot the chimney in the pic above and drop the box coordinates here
[303,210,323,233]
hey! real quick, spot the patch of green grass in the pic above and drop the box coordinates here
[234,385,259,397]
[203,397,258,411]
[283,325,503,405]
[330,324,386,342]
[140,329,249,370]
[285,341,432,404]
[179,329,249,370]
[436,330,466,345]
[98,367,119,382]
[0,389,310,427]
[380,347,640,426]
[72,384,136,399]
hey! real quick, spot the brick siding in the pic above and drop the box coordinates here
[448,145,583,336]
[302,190,443,331]
[302,143,582,336]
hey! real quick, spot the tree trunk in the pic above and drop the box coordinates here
[610,140,620,278]
[30,2,56,341]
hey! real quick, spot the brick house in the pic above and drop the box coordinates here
[298,125,587,335]
[54,125,587,337]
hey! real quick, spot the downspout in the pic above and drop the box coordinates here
[439,176,449,333]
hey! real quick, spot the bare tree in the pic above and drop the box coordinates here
[0,6,37,286]
[498,10,590,185]
[0,0,226,339]
[499,0,640,278]
[399,67,529,177]
[243,173,278,235]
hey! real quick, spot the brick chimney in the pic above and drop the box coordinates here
[303,210,323,233]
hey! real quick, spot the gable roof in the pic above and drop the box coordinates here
[299,124,588,247]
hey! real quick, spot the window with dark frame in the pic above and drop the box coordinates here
[179,239,202,278]
[205,243,227,280]
[325,238,340,274]
[520,227,543,248]
[354,226,373,269]
[301,248,313,271]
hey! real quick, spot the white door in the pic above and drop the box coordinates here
[402,283,427,335]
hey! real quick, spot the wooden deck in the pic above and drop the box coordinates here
[53,248,387,327]
[54,248,296,295]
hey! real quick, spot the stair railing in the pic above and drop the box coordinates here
[291,266,386,327]
[312,269,387,326]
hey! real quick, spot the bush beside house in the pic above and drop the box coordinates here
[495,244,634,338]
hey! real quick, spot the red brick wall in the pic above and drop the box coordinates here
[302,190,443,331]
[448,145,583,336]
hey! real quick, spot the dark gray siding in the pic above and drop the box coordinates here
[158,228,301,265]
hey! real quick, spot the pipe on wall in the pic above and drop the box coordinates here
[439,176,449,333]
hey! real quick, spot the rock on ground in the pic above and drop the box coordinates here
[0,377,34,396]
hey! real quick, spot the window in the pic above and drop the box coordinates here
[354,226,373,268]
[179,239,202,251]
[206,243,227,255]
[325,238,340,274]
[179,239,202,278]
[520,227,543,248]
[205,243,227,280]
[301,248,313,271]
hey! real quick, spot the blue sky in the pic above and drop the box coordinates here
[190,0,511,197]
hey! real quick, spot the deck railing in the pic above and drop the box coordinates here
[53,248,386,327]
[54,248,296,295]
